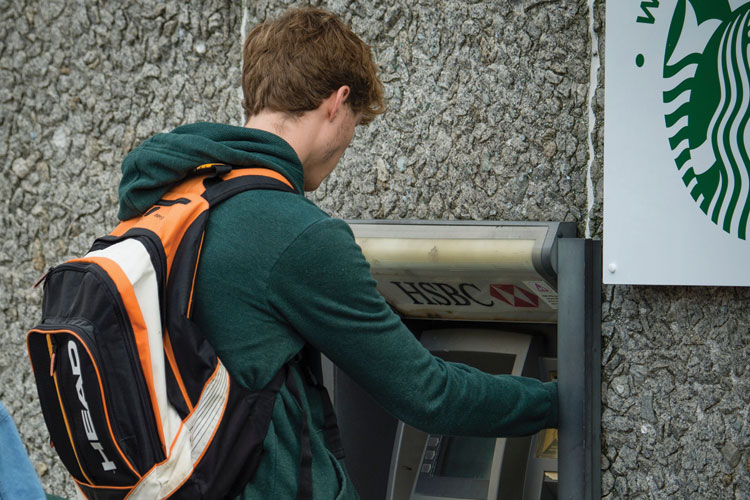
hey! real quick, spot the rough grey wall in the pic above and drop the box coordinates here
[1,0,748,499]
[1,1,243,497]
[601,286,750,498]
[316,0,593,229]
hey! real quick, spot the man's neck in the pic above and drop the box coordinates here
[244,110,324,167]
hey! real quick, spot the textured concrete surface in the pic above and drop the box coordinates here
[601,285,750,498]
[1,0,748,498]
[1,1,243,497]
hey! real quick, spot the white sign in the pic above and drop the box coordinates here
[604,0,750,286]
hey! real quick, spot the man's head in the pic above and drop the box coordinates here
[242,7,385,125]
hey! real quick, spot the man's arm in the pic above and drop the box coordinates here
[266,217,557,437]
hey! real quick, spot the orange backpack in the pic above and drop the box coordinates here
[27,165,307,499]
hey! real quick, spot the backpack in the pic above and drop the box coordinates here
[26,165,316,499]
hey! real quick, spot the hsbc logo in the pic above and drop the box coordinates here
[390,281,540,309]
[390,281,493,307]
[489,284,539,308]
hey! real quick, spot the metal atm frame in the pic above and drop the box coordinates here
[327,220,601,500]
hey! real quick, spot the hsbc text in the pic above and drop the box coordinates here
[390,281,494,307]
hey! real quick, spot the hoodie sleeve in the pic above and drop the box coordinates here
[265,217,557,437]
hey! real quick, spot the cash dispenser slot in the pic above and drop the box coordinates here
[332,221,600,500]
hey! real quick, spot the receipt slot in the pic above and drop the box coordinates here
[328,221,601,500]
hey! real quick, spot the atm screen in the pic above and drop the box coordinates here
[433,351,515,376]
[429,351,512,483]
[434,351,516,480]
[434,436,495,480]
[388,329,542,500]
[411,349,518,500]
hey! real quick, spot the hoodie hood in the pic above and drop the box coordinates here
[118,122,304,220]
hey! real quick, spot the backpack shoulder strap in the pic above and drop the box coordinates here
[108,164,295,240]
[195,164,297,207]
[298,346,345,459]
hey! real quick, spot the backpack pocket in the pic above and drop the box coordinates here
[28,323,147,487]
[27,261,167,488]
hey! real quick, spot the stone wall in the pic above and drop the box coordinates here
[1,0,747,498]
[2,1,243,496]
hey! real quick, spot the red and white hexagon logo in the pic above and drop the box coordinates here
[489,284,539,308]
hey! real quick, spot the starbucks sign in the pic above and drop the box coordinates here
[604,0,750,286]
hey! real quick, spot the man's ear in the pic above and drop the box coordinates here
[328,85,351,120]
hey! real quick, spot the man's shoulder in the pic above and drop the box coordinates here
[208,189,352,247]
[269,196,354,245]
[217,188,325,219]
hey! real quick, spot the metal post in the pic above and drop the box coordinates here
[557,238,602,500]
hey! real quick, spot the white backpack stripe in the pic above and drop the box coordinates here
[86,240,182,449]
[186,364,230,462]
[128,363,231,499]
[89,239,234,498]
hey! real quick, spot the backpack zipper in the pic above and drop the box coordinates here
[34,267,55,289]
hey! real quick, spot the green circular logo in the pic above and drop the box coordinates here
[663,0,750,240]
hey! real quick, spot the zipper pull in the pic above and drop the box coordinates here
[34,267,54,289]
[49,341,57,377]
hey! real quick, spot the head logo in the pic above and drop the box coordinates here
[663,0,750,239]
[67,341,117,472]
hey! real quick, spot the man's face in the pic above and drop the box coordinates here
[304,105,362,191]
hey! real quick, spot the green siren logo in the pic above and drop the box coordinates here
[663,0,750,240]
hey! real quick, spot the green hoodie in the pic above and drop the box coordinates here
[118,122,558,500]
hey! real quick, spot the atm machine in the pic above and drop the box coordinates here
[325,221,601,500]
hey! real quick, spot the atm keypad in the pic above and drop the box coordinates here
[420,435,442,476]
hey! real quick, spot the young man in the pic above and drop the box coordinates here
[117,7,558,499]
